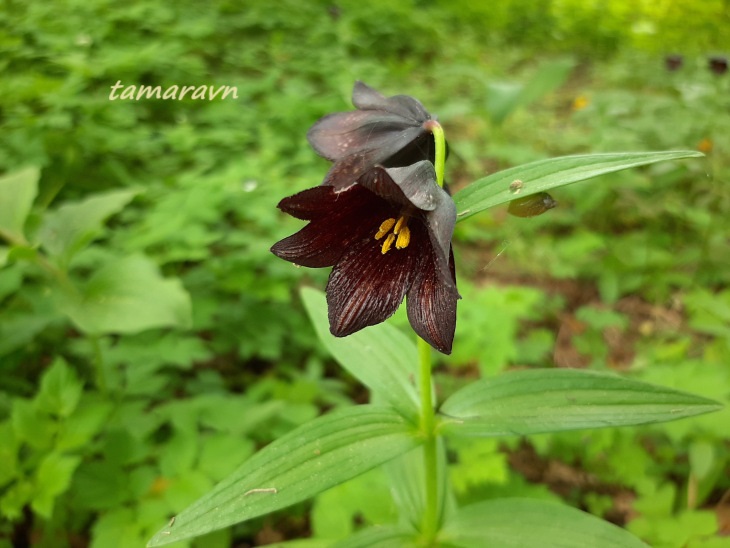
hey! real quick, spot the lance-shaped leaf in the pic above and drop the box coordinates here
[439,369,722,437]
[384,440,454,532]
[438,498,648,547]
[302,287,420,421]
[147,406,421,546]
[332,525,419,547]
[453,151,704,221]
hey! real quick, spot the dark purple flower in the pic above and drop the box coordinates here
[664,54,683,71]
[272,161,459,354]
[708,55,728,75]
[307,81,440,191]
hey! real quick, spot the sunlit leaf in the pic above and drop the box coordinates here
[301,287,420,422]
[147,406,421,546]
[0,167,39,244]
[35,357,83,418]
[453,151,704,221]
[438,498,648,547]
[59,254,192,335]
[32,452,82,518]
[38,188,140,266]
[440,369,721,437]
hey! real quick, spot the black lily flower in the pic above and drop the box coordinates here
[307,81,441,190]
[271,161,459,354]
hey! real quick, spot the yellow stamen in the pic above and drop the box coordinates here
[395,225,410,249]
[393,216,407,235]
[375,218,396,240]
[381,233,396,254]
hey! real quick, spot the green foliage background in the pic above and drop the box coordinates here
[0,0,729,546]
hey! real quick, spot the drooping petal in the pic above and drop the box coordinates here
[352,81,431,123]
[376,162,441,211]
[326,227,420,337]
[307,111,418,162]
[307,82,435,189]
[423,187,457,285]
[276,185,341,221]
[271,185,388,267]
[407,246,459,354]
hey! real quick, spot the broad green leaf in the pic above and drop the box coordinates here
[59,254,192,335]
[301,287,420,422]
[35,357,83,418]
[332,525,419,547]
[453,151,704,221]
[0,167,39,244]
[439,369,722,437]
[147,406,421,546]
[11,398,56,450]
[0,246,8,268]
[32,452,82,518]
[38,188,140,266]
[438,498,648,547]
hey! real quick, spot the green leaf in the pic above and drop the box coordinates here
[0,421,18,488]
[438,498,648,547]
[59,254,192,335]
[32,452,82,518]
[331,525,419,547]
[453,151,704,221]
[11,398,55,450]
[38,188,140,266]
[439,369,722,437]
[35,357,83,418]
[301,287,420,422]
[384,440,454,533]
[0,167,39,244]
[147,406,421,546]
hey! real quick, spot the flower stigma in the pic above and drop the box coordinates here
[374,216,411,254]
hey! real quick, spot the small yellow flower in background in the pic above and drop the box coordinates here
[697,138,713,153]
[572,95,590,111]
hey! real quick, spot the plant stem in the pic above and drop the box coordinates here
[429,121,446,188]
[90,335,107,394]
[418,336,438,543]
[416,118,447,544]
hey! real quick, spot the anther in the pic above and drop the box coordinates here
[394,216,407,235]
[375,218,396,240]
[381,233,396,254]
[395,225,411,249]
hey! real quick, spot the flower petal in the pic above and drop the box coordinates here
[379,162,442,211]
[271,185,388,267]
[423,187,457,284]
[276,186,340,221]
[326,229,420,337]
[307,111,414,161]
[407,247,459,354]
[352,81,431,124]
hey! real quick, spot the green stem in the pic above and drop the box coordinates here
[418,336,438,543]
[429,121,446,188]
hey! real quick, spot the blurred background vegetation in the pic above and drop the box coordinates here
[1,0,729,546]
